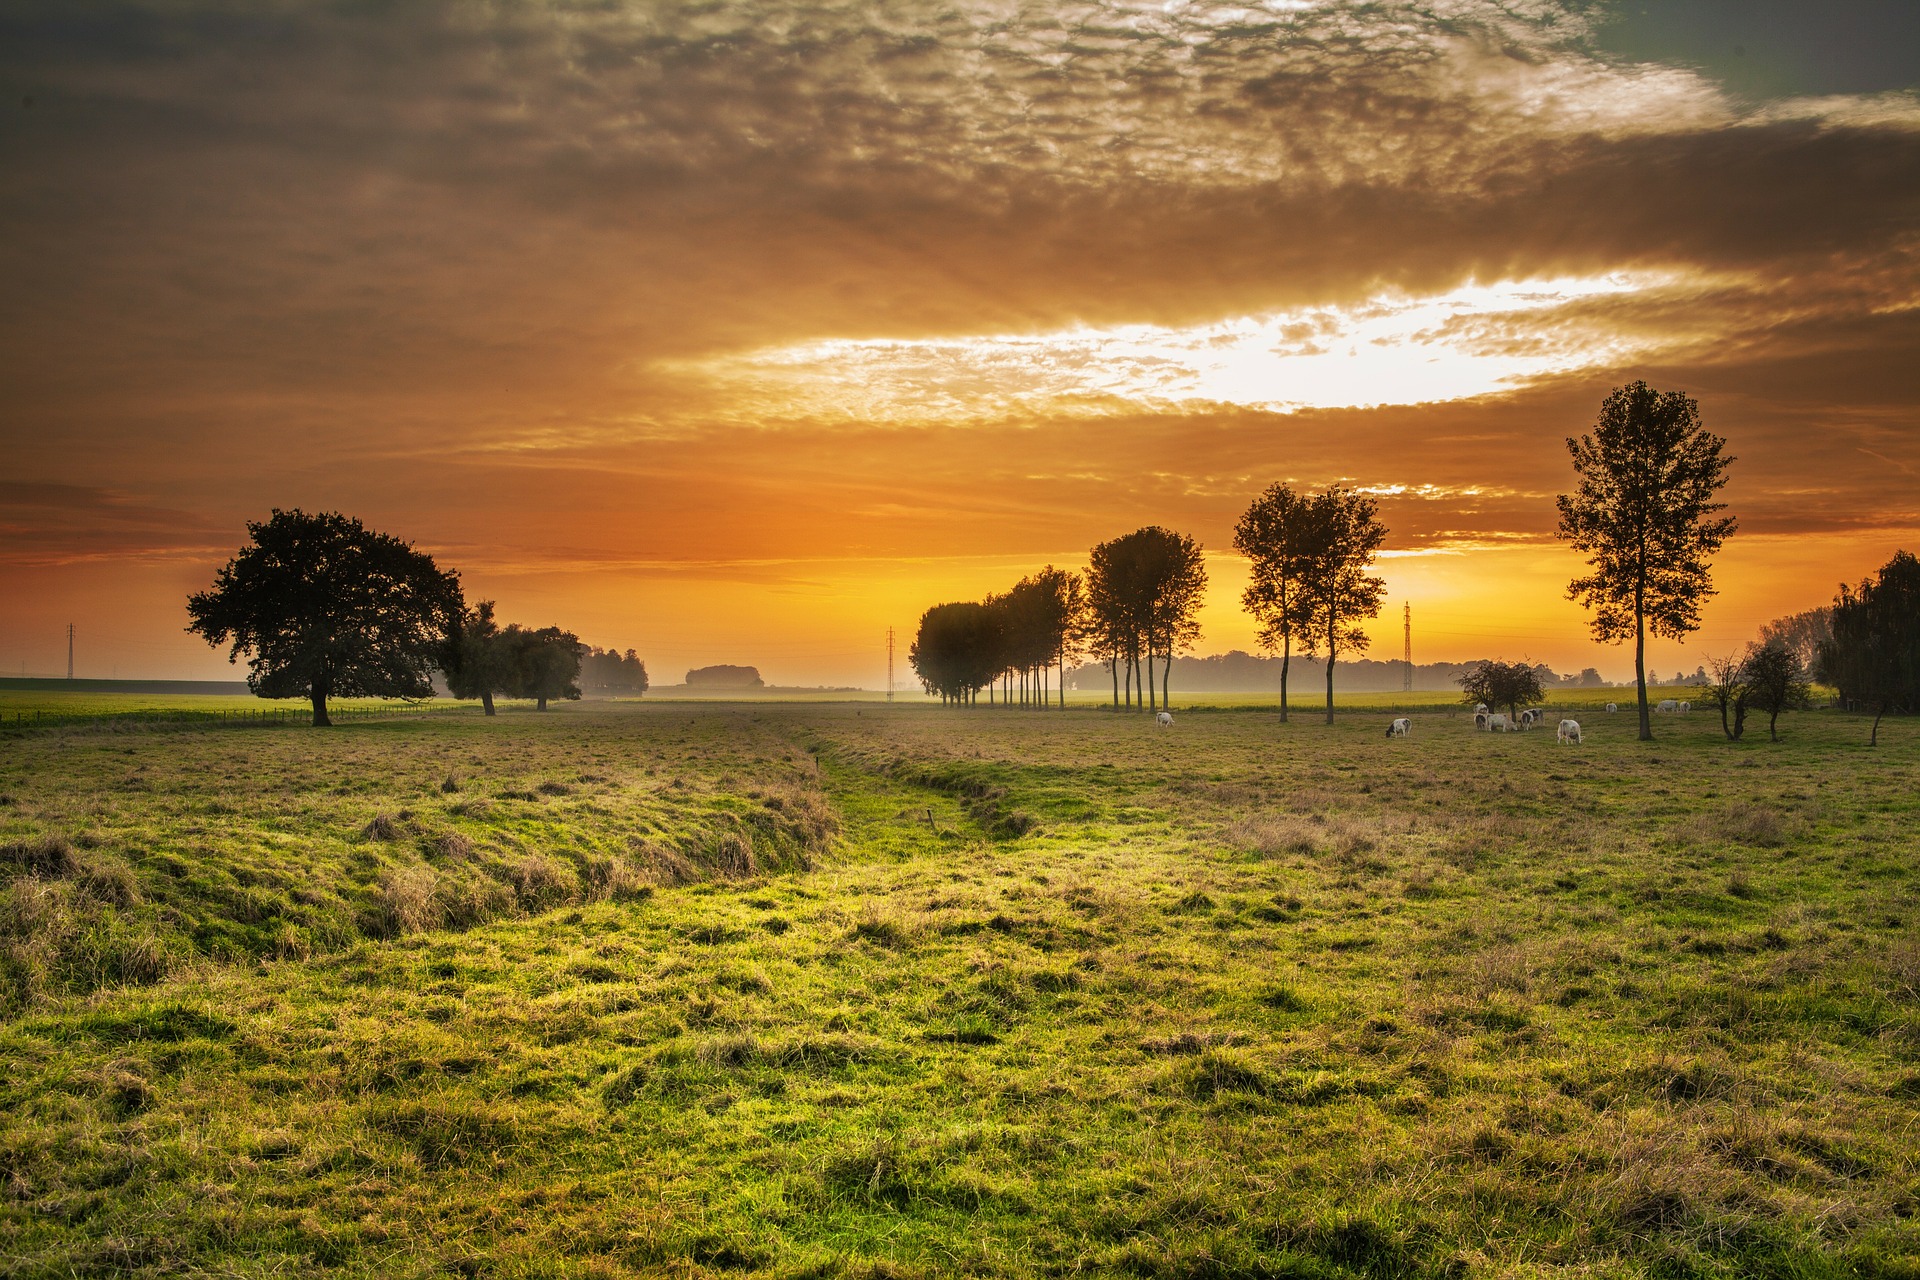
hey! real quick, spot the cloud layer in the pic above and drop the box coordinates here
[1,0,1916,680]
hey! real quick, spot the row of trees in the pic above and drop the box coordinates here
[910,529,1215,710]
[909,565,1089,706]
[187,510,646,725]
[911,495,1397,722]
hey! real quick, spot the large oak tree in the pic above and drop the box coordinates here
[187,509,464,726]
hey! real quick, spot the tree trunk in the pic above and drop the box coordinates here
[1324,624,1337,725]
[1768,708,1781,741]
[309,680,331,728]
[1279,637,1290,724]
[1161,650,1171,709]
[481,690,496,717]
[1872,702,1884,746]
[1635,586,1653,741]
[536,696,548,712]
[1110,658,1118,707]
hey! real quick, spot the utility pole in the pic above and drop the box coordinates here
[67,623,75,681]
[1402,603,1412,693]
[886,627,894,703]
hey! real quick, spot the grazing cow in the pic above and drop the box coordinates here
[1156,711,1173,728]
[1386,718,1411,737]
[1656,699,1679,714]
[1520,708,1545,728]
[1678,700,1692,714]
[1474,712,1490,730]
[1474,703,1489,715]
[1557,719,1582,744]
[1605,702,1618,713]
[1487,713,1512,732]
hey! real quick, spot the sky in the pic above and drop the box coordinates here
[2,0,1916,687]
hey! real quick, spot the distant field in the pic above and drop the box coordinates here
[1,702,1914,1278]
[0,683,1755,721]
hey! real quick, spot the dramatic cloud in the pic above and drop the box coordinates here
[1,0,1915,681]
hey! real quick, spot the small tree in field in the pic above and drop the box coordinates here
[188,509,464,726]
[1700,652,1750,741]
[504,626,584,711]
[1556,382,1735,742]
[1297,488,1388,724]
[444,601,514,716]
[1742,644,1810,742]
[1456,659,1543,722]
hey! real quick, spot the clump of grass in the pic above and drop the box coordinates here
[1,834,78,877]
[1223,813,1319,858]
[510,854,577,910]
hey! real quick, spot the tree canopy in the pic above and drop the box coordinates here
[186,509,464,726]
[443,600,515,716]
[1086,527,1207,711]
[1456,659,1543,721]
[1742,644,1811,742]
[1234,484,1316,722]
[1556,381,1736,741]
[503,626,585,711]
[1295,487,1388,725]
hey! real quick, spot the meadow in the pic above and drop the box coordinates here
[1,698,1916,1278]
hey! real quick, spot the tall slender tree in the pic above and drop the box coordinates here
[1295,488,1388,724]
[1556,381,1736,742]
[1235,484,1314,723]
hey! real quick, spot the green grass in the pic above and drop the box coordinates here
[1,702,1915,1277]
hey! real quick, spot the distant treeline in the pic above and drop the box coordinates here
[1065,653,1612,693]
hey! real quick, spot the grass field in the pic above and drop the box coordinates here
[2,701,1916,1278]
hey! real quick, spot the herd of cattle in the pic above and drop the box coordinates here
[1153,698,1697,743]
[1393,697,1694,744]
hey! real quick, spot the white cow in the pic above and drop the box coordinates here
[1656,699,1680,714]
[1520,708,1545,728]
[1474,712,1490,730]
[1386,718,1411,737]
[1474,703,1489,715]
[1487,713,1512,732]
[1678,701,1692,714]
[1605,702,1618,713]
[1156,711,1173,728]
[1557,719,1582,744]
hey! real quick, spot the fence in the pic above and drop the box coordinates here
[0,703,473,730]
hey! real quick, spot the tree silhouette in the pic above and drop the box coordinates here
[1235,484,1315,723]
[1817,550,1920,745]
[444,600,514,716]
[1296,488,1388,724]
[1556,382,1736,742]
[1701,652,1751,741]
[1456,659,1543,722]
[909,601,1000,705]
[1085,527,1206,711]
[503,625,584,711]
[187,509,463,726]
[1757,607,1832,670]
[1741,644,1810,742]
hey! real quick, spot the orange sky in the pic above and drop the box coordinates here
[3,2,1917,687]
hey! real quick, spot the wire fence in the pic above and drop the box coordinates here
[0,703,472,731]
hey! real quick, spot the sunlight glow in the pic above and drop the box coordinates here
[685,273,1699,423]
